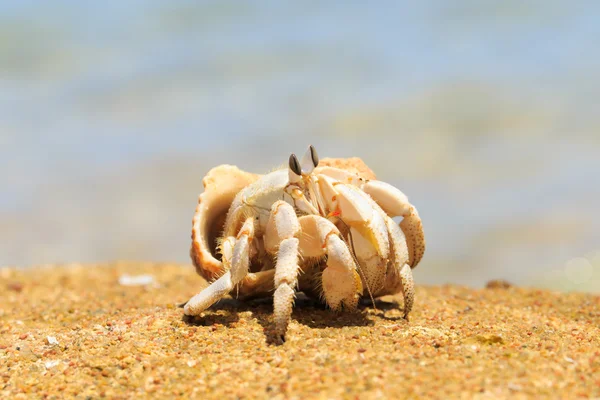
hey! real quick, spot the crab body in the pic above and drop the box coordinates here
[185,147,425,342]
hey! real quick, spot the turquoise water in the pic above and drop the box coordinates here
[1,1,599,291]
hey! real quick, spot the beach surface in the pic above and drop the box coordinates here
[1,263,599,399]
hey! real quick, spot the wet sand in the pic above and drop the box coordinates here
[1,263,599,399]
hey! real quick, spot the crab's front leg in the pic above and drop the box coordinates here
[361,180,425,268]
[298,215,363,311]
[263,201,301,342]
[183,217,255,316]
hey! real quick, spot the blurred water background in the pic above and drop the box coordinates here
[1,1,599,292]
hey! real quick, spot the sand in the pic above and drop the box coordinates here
[1,263,599,399]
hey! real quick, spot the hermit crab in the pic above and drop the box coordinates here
[185,146,425,342]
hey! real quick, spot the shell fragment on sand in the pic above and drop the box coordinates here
[118,274,155,286]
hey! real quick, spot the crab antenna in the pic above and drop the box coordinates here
[300,145,319,175]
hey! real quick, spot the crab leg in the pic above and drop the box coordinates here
[264,201,301,341]
[220,237,277,299]
[236,270,276,299]
[361,180,425,268]
[298,215,363,311]
[183,217,255,316]
[383,216,414,319]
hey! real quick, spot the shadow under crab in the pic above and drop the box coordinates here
[182,292,375,345]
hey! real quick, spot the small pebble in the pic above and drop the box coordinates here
[7,282,24,292]
[45,360,61,369]
[485,280,513,289]
[46,336,59,346]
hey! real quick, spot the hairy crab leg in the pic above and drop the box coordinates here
[361,180,425,268]
[236,270,276,299]
[298,215,363,311]
[220,237,275,299]
[399,264,414,319]
[183,217,254,316]
[264,201,301,342]
[383,216,414,319]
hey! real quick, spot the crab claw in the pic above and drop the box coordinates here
[317,175,391,292]
[190,165,259,281]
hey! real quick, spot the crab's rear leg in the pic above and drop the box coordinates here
[236,270,276,299]
[264,201,302,342]
[183,217,254,316]
[384,216,415,319]
[362,180,425,268]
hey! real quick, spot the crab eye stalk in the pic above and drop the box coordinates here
[309,145,319,167]
[289,153,302,176]
[288,153,303,183]
[300,145,319,175]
